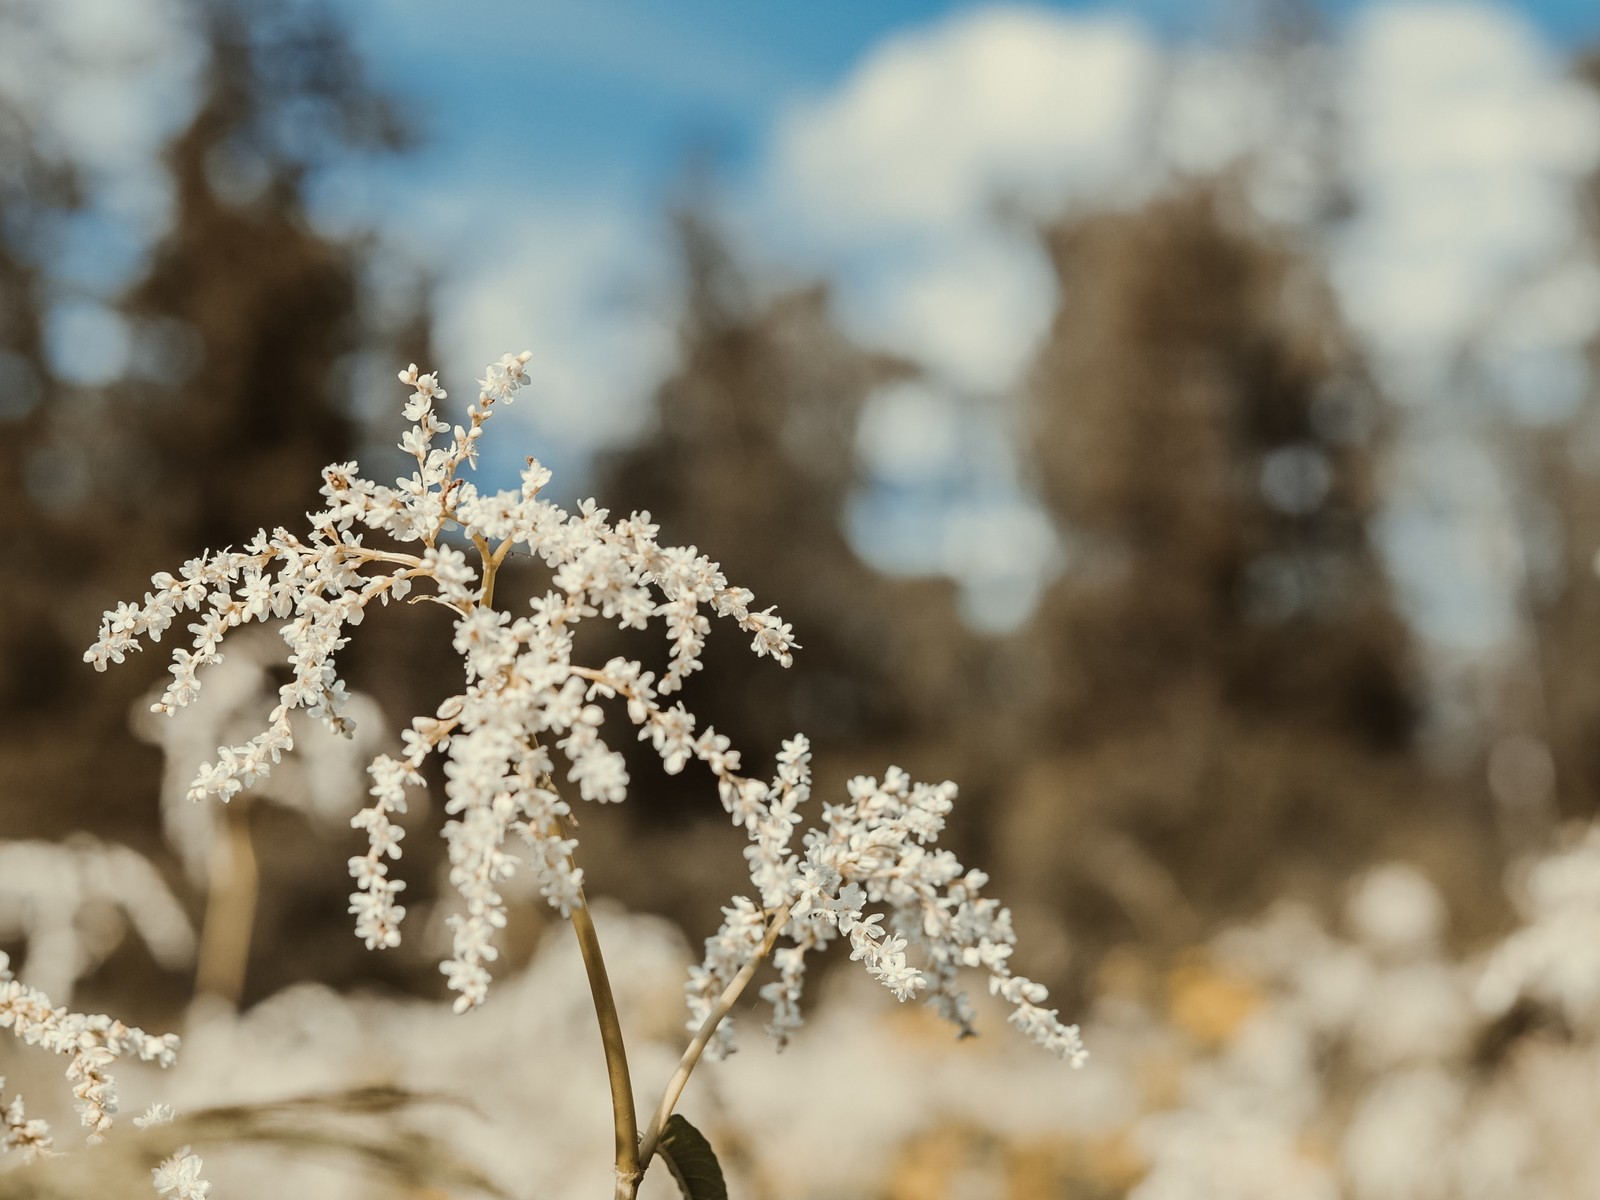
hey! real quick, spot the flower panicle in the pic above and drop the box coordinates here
[83,352,1076,1063]
[0,951,181,1145]
[85,354,801,1017]
[0,1077,53,1161]
[688,746,1086,1066]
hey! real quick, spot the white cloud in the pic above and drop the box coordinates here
[1334,3,1600,383]
[1159,50,1278,176]
[770,7,1157,240]
[39,0,184,63]
[855,380,964,486]
[1478,256,1600,422]
[1378,432,1525,652]
[2,0,201,175]
[0,0,201,290]
[44,299,130,386]
[941,498,1061,633]
[1492,259,1600,351]
[747,6,1164,610]
[429,200,673,466]
[836,227,1057,393]
[1326,4,1600,657]
[756,6,1162,395]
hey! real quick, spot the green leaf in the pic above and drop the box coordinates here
[654,1113,728,1200]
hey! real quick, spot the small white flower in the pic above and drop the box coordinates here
[133,1102,175,1128]
[152,1146,211,1199]
[0,956,181,1141]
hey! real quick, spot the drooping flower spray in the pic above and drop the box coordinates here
[85,353,1084,1198]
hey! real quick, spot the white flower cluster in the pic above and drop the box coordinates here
[152,1146,212,1199]
[131,625,388,887]
[134,1105,215,1200]
[1476,825,1600,1029]
[0,950,180,1143]
[690,741,1086,1063]
[86,353,1079,1060]
[1122,854,1600,1200]
[0,1077,52,1160]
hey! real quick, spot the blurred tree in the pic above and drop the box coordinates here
[0,0,433,1002]
[1489,60,1600,845]
[998,183,1470,964]
[117,0,413,547]
[0,89,81,779]
[1497,421,1600,832]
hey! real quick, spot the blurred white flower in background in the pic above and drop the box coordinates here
[130,627,386,887]
[1478,826,1600,1029]
[0,837,194,1003]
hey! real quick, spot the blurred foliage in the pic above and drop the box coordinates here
[1001,183,1451,963]
[2,0,1600,1030]
[0,0,438,1008]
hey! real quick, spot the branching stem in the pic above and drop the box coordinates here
[632,907,791,1182]
[473,533,498,609]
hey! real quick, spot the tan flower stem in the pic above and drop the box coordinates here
[543,788,639,1198]
[566,873,642,1200]
[629,906,791,1192]
[344,546,426,569]
[473,533,499,609]
[194,796,259,1008]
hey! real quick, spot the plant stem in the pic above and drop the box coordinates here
[195,798,259,1008]
[566,868,641,1199]
[473,533,498,609]
[633,907,791,1178]
[527,754,640,1195]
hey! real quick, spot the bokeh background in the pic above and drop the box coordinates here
[8,0,1600,1196]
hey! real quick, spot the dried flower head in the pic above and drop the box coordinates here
[151,1145,212,1199]
[0,1078,53,1161]
[0,950,180,1144]
[86,353,1081,1065]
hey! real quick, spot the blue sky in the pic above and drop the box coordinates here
[329,0,1599,212]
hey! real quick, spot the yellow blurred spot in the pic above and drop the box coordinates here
[885,1124,978,1200]
[1167,959,1260,1046]
[1003,1131,1145,1198]
[1297,1129,1334,1167]
[1076,1129,1144,1191]
[1006,1139,1068,1200]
